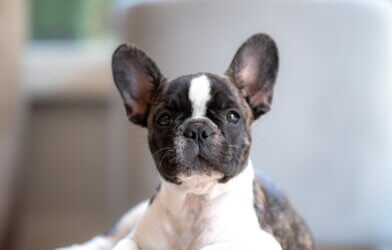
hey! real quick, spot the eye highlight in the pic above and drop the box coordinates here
[226,110,240,124]
[157,113,172,127]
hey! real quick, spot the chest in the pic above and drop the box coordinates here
[134,188,262,250]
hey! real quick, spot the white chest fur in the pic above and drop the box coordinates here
[128,161,281,250]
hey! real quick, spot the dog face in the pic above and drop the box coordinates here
[112,34,278,184]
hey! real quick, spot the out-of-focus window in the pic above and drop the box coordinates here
[31,0,113,41]
[25,0,117,98]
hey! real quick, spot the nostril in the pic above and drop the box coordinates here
[184,123,213,141]
[201,130,209,139]
[184,129,197,140]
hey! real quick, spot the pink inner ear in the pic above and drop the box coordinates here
[123,68,152,116]
[238,57,260,98]
[250,89,267,108]
[239,57,258,86]
[238,56,270,110]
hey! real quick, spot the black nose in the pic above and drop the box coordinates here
[184,122,213,142]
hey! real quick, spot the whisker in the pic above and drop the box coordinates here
[152,145,175,156]
[159,151,174,167]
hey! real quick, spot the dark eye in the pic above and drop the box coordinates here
[226,111,240,124]
[157,113,172,127]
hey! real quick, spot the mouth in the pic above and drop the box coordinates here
[188,140,228,159]
[151,119,247,184]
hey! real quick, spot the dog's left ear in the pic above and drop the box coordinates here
[226,33,279,119]
[112,44,165,127]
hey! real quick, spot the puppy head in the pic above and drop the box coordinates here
[112,33,278,185]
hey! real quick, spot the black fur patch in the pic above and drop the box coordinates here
[147,73,251,183]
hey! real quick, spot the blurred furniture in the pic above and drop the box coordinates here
[112,0,392,248]
[14,44,115,250]
[0,0,26,248]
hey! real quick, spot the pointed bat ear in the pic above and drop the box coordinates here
[112,44,165,127]
[226,33,279,120]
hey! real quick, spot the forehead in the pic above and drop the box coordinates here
[161,73,238,106]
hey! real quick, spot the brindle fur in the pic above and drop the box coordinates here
[253,174,315,250]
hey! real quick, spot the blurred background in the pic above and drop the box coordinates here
[0,0,391,249]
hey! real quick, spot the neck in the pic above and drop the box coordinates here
[156,160,255,215]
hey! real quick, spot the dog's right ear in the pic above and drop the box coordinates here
[112,44,165,127]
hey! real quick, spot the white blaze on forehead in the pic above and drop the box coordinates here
[189,75,211,118]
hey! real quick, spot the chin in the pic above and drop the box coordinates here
[176,171,224,195]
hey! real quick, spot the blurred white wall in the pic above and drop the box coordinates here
[0,0,26,243]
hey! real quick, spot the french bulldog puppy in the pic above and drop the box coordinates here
[57,34,314,250]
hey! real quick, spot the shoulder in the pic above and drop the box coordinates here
[253,172,315,250]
